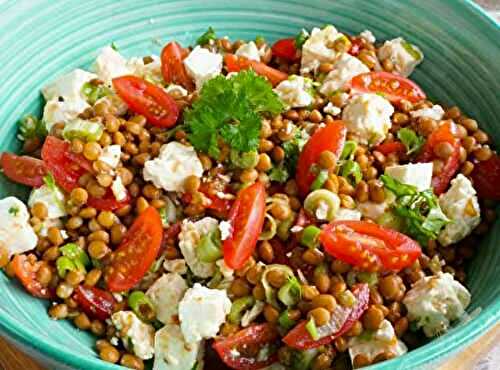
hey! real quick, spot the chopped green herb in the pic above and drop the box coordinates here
[8,206,19,216]
[196,27,217,45]
[255,35,266,45]
[18,115,47,141]
[282,130,308,176]
[295,29,309,49]
[230,149,259,169]
[111,42,119,51]
[397,127,425,155]
[269,165,290,183]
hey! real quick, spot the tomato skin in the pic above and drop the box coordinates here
[348,37,364,56]
[320,221,421,271]
[213,323,279,370]
[374,141,406,156]
[283,284,369,350]
[224,54,288,86]
[417,121,460,195]
[74,285,115,321]
[161,41,194,90]
[1,153,47,187]
[296,121,347,196]
[105,207,163,292]
[350,71,426,104]
[223,182,266,270]
[271,38,299,61]
[183,183,233,217]
[12,255,53,299]
[113,75,180,128]
[471,155,500,200]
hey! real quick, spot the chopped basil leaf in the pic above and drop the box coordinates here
[397,127,425,155]
[295,29,309,49]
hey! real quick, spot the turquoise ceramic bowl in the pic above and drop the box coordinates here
[0,1,499,369]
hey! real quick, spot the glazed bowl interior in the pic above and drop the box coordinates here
[0,1,499,369]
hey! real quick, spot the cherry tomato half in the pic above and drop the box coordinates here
[223,182,266,270]
[374,141,406,156]
[1,153,47,188]
[350,71,426,104]
[12,255,53,299]
[471,154,500,200]
[224,54,288,87]
[296,121,347,196]
[105,207,163,292]
[271,38,299,61]
[113,75,180,128]
[74,285,115,321]
[161,41,195,90]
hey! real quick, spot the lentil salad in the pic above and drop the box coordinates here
[0,24,498,370]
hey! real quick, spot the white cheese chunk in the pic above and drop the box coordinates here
[143,142,203,193]
[377,37,424,77]
[94,46,132,85]
[274,75,314,109]
[179,283,232,343]
[410,104,445,121]
[218,220,232,241]
[28,184,67,219]
[235,41,261,61]
[111,311,155,360]
[334,207,362,221]
[438,174,481,246]
[403,272,471,337]
[323,102,341,116]
[342,93,394,146]
[98,145,121,169]
[319,53,369,95]
[385,162,434,191]
[163,259,188,275]
[42,69,97,101]
[164,84,188,98]
[300,25,344,74]
[183,46,223,89]
[0,197,38,258]
[153,324,200,370]
[111,177,127,202]
[146,273,188,325]
[127,55,163,85]
[360,30,376,44]
[43,98,90,132]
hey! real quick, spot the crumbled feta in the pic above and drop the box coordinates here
[111,177,127,202]
[183,46,223,89]
[341,93,394,145]
[403,272,471,337]
[410,104,445,121]
[153,324,200,370]
[438,174,481,246]
[377,37,424,77]
[0,197,38,257]
[274,75,314,109]
[241,301,265,327]
[360,30,376,44]
[111,311,155,360]
[165,84,188,98]
[42,69,97,101]
[179,283,232,343]
[323,102,341,116]
[385,162,433,191]
[98,145,121,169]
[319,53,369,95]
[146,273,188,325]
[28,184,67,219]
[357,201,390,221]
[300,25,344,74]
[334,207,362,221]
[235,41,261,61]
[143,142,203,193]
[348,320,407,364]
[178,217,219,278]
[163,259,188,275]
[127,55,163,85]
[218,220,232,241]
[216,259,234,281]
[43,98,90,131]
[94,46,132,85]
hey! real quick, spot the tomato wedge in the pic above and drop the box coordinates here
[417,120,460,195]
[271,38,299,61]
[224,54,288,87]
[320,221,421,272]
[223,182,266,269]
[471,154,500,200]
[350,71,426,104]
[113,75,180,128]
[74,285,115,321]
[12,255,53,299]
[283,283,369,350]
[374,141,406,156]
[161,41,194,90]
[213,323,280,370]
[296,121,347,196]
[105,207,163,292]
[1,153,47,187]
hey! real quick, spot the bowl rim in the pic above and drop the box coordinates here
[0,0,499,369]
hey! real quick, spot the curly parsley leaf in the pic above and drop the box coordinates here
[397,128,425,155]
[269,165,290,183]
[196,27,217,45]
[18,115,47,141]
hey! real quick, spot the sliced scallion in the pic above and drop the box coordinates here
[228,296,255,324]
[300,225,321,249]
[128,291,156,322]
[305,317,319,340]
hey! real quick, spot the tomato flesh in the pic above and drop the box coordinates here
[296,121,347,196]
[471,155,500,200]
[417,121,460,195]
[105,207,163,292]
[12,255,53,299]
[74,285,115,321]
[224,54,288,87]
[113,75,180,128]
[213,323,280,370]
[271,38,299,61]
[348,37,364,56]
[161,41,194,90]
[283,284,369,350]
[350,71,426,104]
[223,182,266,269]
[1,153,47,187]
[374,141,406,156]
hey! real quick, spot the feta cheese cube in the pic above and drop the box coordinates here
[342,93,394,145]
[274,75,314,109]
[111,311,155,360]
[0,197,38,257]
[153,324,200,370]
[164,84,188,98]
[403,272,471,337]
[94,46,132,85]
[377,37,424,77]
[334,207,362,221]
[438,174,481,246]
[218,220,232,241]
[300,25,344,74]
[323,102,341,116]
[163,259,188,275]
[43,98,90,131]
[146,273,188,325]
[42,69,97,101]
[319,53,369,95]
[235,41,261,61]
[360,30,376,44]
[127,55,163,85]
[98,145,121,169]
[183,46,223,89]
[143,142,203,193]
[28,184,67,219]
[215,259,234,281]
[111,177,127,202]
[385,162,434,191]
[179,283,232,343]
[410,104,445,121]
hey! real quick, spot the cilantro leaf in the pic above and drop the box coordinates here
[18,115,47,141]
[397,128,425,155]
[269,165,290,183]
[196,27,217,45]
